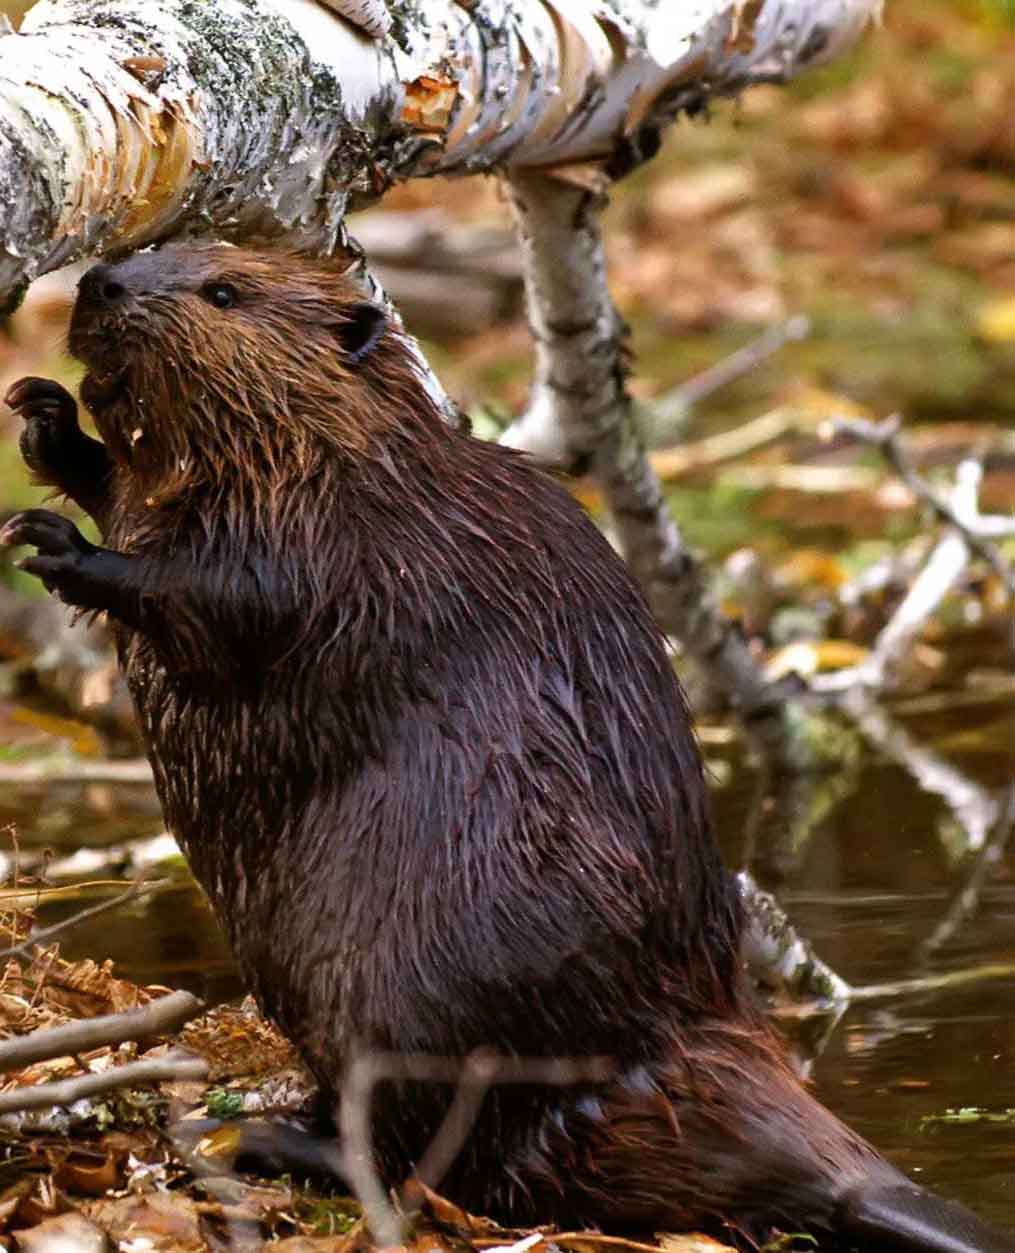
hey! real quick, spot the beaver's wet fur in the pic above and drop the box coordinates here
[3,244,1011,1253]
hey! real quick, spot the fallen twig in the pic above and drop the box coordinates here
[0,757,153,785]
[838,691,1002,855]
[0,872,156,962]
[0,1049,207,1116]
[0,990,206,1074]
[651,407,802,481]
[814,454,1015,694]
[845,962,1015,1004]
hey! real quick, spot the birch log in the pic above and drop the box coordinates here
[505,170,800,760]
[0,0,882,298]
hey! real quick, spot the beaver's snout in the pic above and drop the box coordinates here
[77,262,131,310]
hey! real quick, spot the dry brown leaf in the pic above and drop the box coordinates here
[180,999,302,1081]
[51,1146,124,1198]
[12,1210,110,1251]
[84,1193,205,1251]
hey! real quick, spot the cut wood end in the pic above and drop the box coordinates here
[402,74,460,134]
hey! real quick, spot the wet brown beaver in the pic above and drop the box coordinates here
[2,244,1011,1252]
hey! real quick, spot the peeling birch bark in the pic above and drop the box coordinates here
[0,0,881,297]
[505,171,801,763]
[738,871,852,1006]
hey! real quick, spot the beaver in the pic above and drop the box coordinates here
[2,244,1011,1252]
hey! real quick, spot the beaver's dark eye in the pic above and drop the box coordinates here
[202,283,237,310]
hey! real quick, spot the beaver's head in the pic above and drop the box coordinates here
[69,243,417,493]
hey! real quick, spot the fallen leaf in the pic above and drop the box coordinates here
[12,1210,110,1251]
[765,640,869,680]
[976,297,1015,344]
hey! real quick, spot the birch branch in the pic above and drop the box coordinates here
[841,690,1003,856]
[504,172,804,765]
[0,0,882,297]
[737,870,852,1005]
[813,452,1015,695]
[828,417,1015,595]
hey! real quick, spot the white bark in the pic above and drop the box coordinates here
[505,170,803,762]
[0,0,882,298]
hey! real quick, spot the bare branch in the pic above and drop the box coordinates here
[814,452,1015,695]
[830,418,1015,594]
[0,990,205,1074]
[838,692,1002,856]
[920,786,1015,959]
[407,1051,502,1202]
[653,315,811,427]
[847,962,1015,1004]
[0,758,153,785]
[0,872,156,962]
[0,1049,207,1116]
[503,171,803,767]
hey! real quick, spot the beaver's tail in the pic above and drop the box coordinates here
[489,1017,1015,1253]
[838,1182,1014,1253]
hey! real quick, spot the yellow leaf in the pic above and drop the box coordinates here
[10,707,102,757]
[782,382,874,425]
[977,298,1015,344]
[765,639,868,680]
[775,548,848,591]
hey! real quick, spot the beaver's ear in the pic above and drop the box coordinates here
[336,303,387,365]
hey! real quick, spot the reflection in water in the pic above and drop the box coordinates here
[8,691,1015,1227]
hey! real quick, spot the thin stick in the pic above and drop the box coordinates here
[0,872,154,961]
[655,315,811,420]
[340,1051,615,1245]
[847,962,1015,1003]
[651,407,798,480]
[814,453,1014,696]
[408,1050,500,1199]
[831,417,1015,594]
[0,758,153,785]
[0,1050,208,1115]
[919,787,1015,959]
[0,990,206,1074]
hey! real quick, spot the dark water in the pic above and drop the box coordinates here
[6,686,1015,1230]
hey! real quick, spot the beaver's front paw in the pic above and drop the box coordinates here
[5,377,82,482]
[0,508,97,601]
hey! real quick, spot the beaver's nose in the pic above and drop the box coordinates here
[78,264,128,307]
